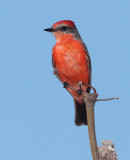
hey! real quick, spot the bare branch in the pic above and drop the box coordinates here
[84,92,99,160]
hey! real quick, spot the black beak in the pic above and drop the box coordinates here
[44,28,55,32]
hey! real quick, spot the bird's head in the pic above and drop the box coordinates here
[44,20,81,42]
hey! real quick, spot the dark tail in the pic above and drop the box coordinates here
[74,100,87,126]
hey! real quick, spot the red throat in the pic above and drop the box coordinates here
[54,32,74,43]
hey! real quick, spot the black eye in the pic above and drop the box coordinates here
[61,26,67,31]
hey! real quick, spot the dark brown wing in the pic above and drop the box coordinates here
[82,42,92,93]
[52,57,56,69]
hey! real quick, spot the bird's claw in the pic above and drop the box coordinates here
[63,82,69,88]
[77,89,82,95]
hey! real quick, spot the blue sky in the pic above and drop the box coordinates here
[0,0,130,159]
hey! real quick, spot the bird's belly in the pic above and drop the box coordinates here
[56,53,89,86]
[57,59,89,104]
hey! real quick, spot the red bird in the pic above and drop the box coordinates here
[45,20,91,126]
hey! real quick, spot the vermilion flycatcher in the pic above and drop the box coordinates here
[44,20,91,126]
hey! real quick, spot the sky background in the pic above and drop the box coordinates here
[0,0,130,159]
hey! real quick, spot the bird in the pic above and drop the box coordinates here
[44,20,91,126]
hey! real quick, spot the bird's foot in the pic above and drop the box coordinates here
[77,81,83,95]
[63,82,69,88]
[77,88,83,95]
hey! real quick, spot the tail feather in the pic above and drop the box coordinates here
[74,100,87,126]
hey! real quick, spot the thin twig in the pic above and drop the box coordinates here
[96,97,119,101]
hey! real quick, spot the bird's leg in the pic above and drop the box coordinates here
[63,82,69,88]
[77,81,83,95]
